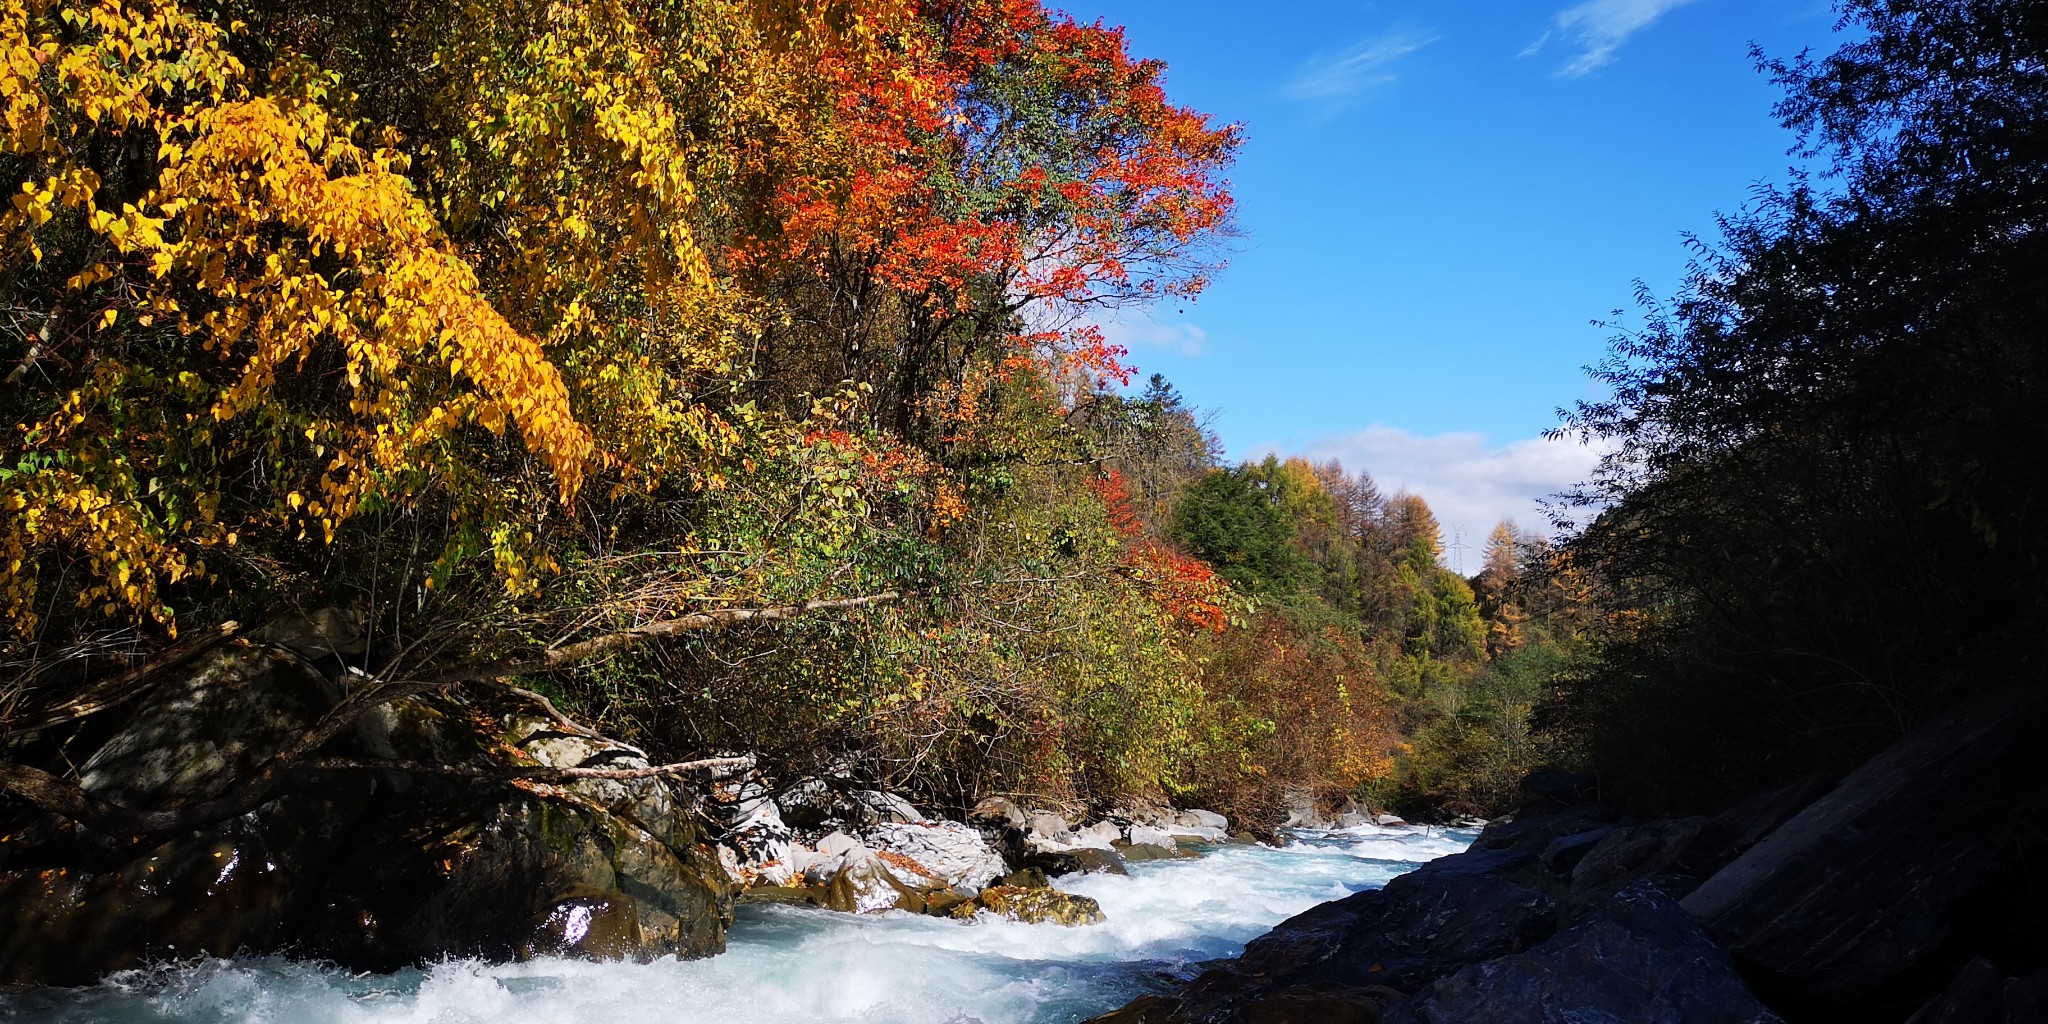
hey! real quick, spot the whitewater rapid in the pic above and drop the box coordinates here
[0,824,1474,1024]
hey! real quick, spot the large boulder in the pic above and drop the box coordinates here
[818,847,933,914]
[861,820,1007,893]
[0,645,370,986]
[290,690,732,968]
[0,639,735,986]
[1096,852,1556,1022]
[1385,882,1781,1024]
[1905,959,2048,1024]
[1682,686,2048,1003]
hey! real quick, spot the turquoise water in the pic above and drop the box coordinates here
[0,824,1473,1024]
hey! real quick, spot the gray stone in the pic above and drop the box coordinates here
[861,820,1007,893]
[969,796,1027,830]
[1127,824,1179,849]
[1130,855,1557,1021]
[849,789,925,824]
[1683,687,2048,1002]
[1386,882,1781,1024]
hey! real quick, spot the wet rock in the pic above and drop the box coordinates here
[1071,847,1129,875]
[1106,853,1556,1022]
[1385,882,1781,1024]
[521,887,646,961]
[0,645,369,986]
[922,889,973,917]
[861,820,1007,893]
[818,848,929,914]
[0,640,735,986]
[1000,866,1050,889]
[1128,824,1178,850]
[296,699,732,969]
[1117,841,1181,863]
[1682,686,2048,1003]
[954,885,1105,926]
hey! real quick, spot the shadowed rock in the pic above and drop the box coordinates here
[1385,882,1781,1024]
[1682,686,2048,1002]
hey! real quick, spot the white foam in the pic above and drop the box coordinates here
[0,826,1472,1024]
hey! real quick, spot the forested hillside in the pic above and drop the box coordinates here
[0,0,1576,824]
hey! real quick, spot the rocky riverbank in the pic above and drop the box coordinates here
[0,633,1244,988]
[1088,685,2048,1023]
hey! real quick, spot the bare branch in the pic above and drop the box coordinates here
[419,592,902,683]
[302,754,755,783]
[2,621,243,738]
[0,593,900,837]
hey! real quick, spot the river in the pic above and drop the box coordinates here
[0,824,1474,1024]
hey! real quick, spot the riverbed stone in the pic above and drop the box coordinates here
[954,885,1105,925]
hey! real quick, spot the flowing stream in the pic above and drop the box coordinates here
[0,824,1474,1024]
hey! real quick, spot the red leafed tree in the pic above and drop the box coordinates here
[733,0,1240,432]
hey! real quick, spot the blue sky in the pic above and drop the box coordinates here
[1069,0,1841,563]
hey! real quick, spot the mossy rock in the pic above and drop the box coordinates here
[953,885,1105,926]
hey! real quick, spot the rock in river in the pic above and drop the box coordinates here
[0,639,734,986]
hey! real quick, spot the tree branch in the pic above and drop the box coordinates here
[419,592,902,683]
[1,621,243,738]
[0,593,899,837]
[302,754,755,783]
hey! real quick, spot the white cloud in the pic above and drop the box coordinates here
[1097,311,1208,357]
[1279,426,1609,572]
[1525,0,1698,77]
[1284,26,1442,104]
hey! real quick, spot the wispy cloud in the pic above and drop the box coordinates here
[1268,426,1609,570]
[1524,0,1699,77]
[1097,312,1208,357]
[1285,26,1441,105]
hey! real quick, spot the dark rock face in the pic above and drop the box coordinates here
[0,646,374,986]
[1091,857,1555,1022]
[1385,883,1781,1024]
[1906,960,2048,1024]
[1681,687,2048,1003]
[0,641,733,987]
